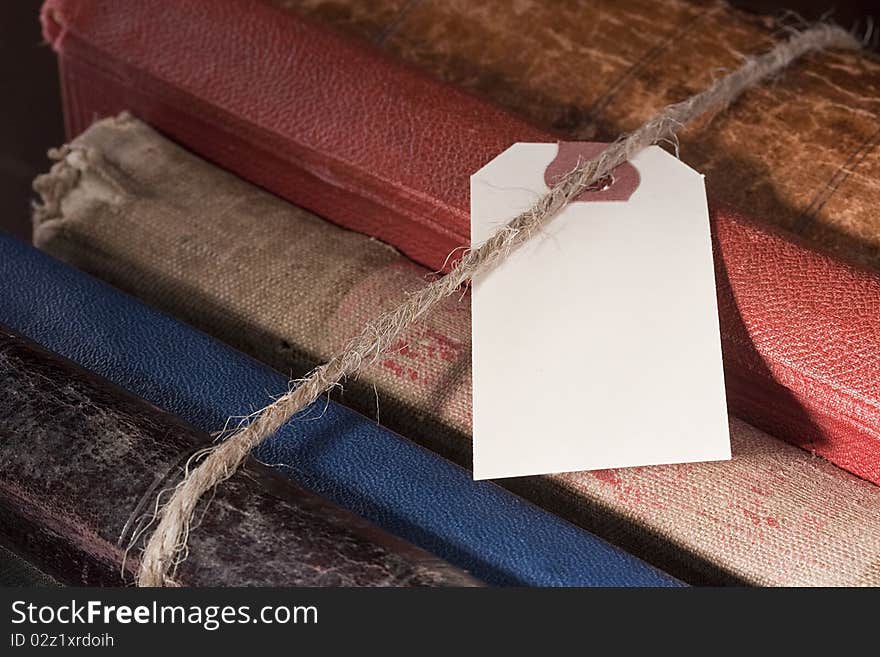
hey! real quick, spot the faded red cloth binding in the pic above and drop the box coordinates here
[41,0,880,484]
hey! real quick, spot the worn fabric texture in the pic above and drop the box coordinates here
[33,116,880,586]
[272,0,880,272]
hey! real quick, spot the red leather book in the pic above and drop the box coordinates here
[41,0,880,485]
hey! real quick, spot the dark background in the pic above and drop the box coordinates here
[1,0,879,241]
[1,0,64,241]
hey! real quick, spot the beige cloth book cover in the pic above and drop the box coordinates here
[32,115,880,586]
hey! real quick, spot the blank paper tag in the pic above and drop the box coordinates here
[470,142,730,480]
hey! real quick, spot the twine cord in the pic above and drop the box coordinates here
[136,25,859,586]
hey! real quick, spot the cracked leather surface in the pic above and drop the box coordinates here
[0,326,482,587]
[277,0,880,271]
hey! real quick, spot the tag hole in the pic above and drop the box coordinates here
[586,174,615,192]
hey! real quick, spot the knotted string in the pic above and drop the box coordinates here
[137,24,860,586]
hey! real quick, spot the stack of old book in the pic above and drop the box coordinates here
[2,0,878,586]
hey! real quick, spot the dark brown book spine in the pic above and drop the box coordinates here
[0,326,480,587]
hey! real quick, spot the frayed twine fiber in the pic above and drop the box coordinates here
[136,24,860,586]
